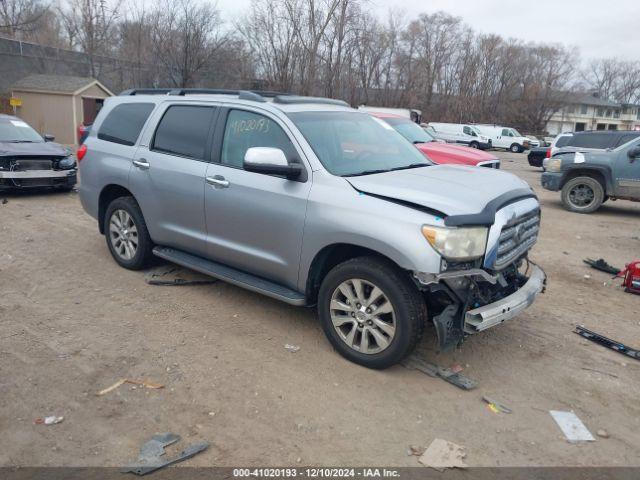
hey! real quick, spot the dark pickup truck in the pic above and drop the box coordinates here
[541,136,640,213]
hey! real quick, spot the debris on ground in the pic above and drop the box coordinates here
[583,258,621,275]
[449,362,463,374]
[597,429,610,439]
[284,344,300,353]
[418,438,468,471]
[34,415,64,425]
[549,410,595,443]
[482,396,512,414]
[402,355,477,390]
[1,198,7,205]
[574,325,639,361]
[97,378,165,396]
[122,432,209,476]
[144,265,217,286]
[407,445,425,456]
[619,260,640,295]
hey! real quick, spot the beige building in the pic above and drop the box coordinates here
[10,75,114,145]
[546,92,640,135]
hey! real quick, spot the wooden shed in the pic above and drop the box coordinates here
[10,74,114,145]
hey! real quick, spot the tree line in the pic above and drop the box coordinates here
[2,0,640,132]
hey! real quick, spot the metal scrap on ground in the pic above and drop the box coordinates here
[418,438,468,471]
[583,258,621,275]
[122,432,209,476]
[144,265,218,286]
[574,325,640,361]
[482,396,513,414]
[550,410,595,443]
[402,355,477,390]
[97,378,165,396]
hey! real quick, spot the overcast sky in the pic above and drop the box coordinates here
[216,0,639,62]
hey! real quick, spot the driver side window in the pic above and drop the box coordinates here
[220,110,297,169]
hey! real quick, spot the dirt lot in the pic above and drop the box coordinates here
[1,151,640,468]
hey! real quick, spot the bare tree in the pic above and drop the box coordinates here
[0,0,49,38]
[150,0,227,88]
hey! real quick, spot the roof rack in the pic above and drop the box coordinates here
[118,89,350,107]
[118,88,291,102]
[273,95,349,107]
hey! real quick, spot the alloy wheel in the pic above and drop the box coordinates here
[329,278,396,354]
[109,209,139,260]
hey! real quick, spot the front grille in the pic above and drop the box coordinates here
[494,210,540,270]
[14,159,53,171]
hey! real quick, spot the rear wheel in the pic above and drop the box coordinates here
[561,176,604,213]
[318,256,427,369]
[104,196,154,269]
[510,143,522,153]
[469,141,480,149]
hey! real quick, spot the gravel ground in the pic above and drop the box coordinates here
[1,151,639,468]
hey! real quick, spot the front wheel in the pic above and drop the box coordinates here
[318,256,427,369]
[510,143,522,153]
[469,141,480,149]
[561,176,604,213]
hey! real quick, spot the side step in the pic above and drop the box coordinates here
[152,246,307,306]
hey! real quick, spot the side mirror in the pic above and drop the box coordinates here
[243,147,302,179]
[44,134,55,142]
[628,146,640,161]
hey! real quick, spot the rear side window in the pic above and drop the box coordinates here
[152,105,216,160]
[569,133,615,149]
[98,103,155,146]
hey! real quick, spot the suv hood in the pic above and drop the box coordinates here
[345,165,531,217]
[0,141,69,158]
[415,142,497,166]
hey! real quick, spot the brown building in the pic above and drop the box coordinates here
[10,75,114,145]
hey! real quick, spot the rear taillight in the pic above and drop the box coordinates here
[77,144,88,162]
[545,148,551,158]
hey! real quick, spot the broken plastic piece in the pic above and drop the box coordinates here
[549,410,595,443]
[418,438,467,471]
[402,355,477,390]
[34,416,64,425]
[583,258,621,275]
[122,433,208,475]
[97,379,165,396]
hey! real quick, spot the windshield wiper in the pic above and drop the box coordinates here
[389,163,429,171]
[343,169,390,177]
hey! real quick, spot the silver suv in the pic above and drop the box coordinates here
[78,89,546,369]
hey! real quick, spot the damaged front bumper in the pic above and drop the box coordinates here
[0,169,77,188]
[415,262,546,350]
[463,264,545,333]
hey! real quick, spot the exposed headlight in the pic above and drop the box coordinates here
[58,156,76,169]
[546,158,562,172]
[421,225,488,261]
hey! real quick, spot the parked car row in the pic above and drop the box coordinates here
[424,122,539,153]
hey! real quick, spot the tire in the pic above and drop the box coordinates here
[510,143,522,153]
[104,196,154,270]
[561,176,604,214]
[469,141,480,149]
[317,256,427,369]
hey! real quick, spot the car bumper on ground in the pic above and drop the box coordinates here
[541,171,563,191]
[463,264,546,333]
[0,169,77,188]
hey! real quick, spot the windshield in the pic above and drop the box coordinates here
[0,118,44,143]
[510,128,522,137]
[288,111,431,176]
[382,117,435,144]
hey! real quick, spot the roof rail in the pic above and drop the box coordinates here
[118,88,291,100]
[273,95,349,107]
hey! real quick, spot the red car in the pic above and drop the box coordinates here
[370,112,500,168]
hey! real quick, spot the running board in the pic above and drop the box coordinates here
[152,246,307,306]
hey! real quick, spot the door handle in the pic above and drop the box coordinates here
[133,159,150,169]
[206,176,230,188]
